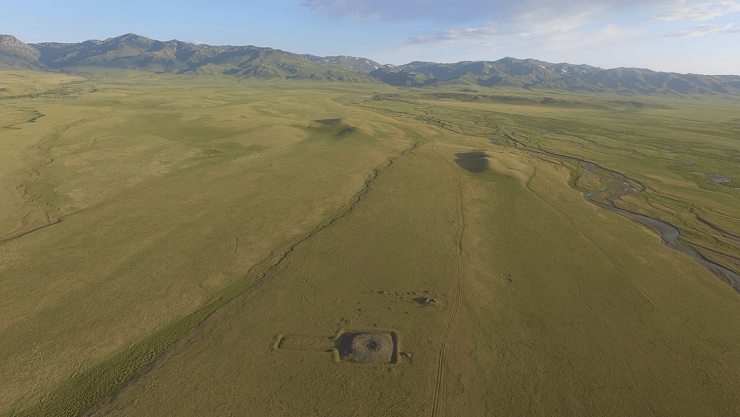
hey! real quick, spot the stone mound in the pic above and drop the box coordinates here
[337,332,393,363]
[414,296,437,307]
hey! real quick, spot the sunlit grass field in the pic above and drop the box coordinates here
[2,69,739,416]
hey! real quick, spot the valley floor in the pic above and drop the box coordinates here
[2,70,740,416]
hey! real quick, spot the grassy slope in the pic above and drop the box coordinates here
[456,146,740,416]
[0,71,88,252]
[88,88,740,416]
[2,71,740,416]
[88,136,461,416]
[0,71,409,415]
[360,88,740,274]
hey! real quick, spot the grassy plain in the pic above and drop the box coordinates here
[1,69,740,416]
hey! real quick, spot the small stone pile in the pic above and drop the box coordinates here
[415,297,437,307]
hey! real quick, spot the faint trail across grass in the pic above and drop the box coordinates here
[430,141,466,417]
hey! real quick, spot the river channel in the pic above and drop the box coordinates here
[503,134,740,294]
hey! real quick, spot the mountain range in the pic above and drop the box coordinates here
[2,33,739,96]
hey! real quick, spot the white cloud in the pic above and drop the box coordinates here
[535,24,640,51]
[299,0,738,71]
[516,11,596,36]
[395,0,738,53]
[652,1,740,21]
[403,8,601,47]
[300,1,327,10]
[294,0,674,24]
[661,22,735,37]
[404,16,639,54]
[299,0,380,20]
[407,26,498,44]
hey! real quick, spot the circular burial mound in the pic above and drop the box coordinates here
[338,332,393,363]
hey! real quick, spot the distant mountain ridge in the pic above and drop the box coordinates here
[371,58,740,96]
[5,33,380,82]
[1,33,739,96]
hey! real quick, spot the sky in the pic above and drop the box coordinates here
[2,0,739,75]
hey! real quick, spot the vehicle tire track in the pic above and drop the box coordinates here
[217,204,239,282]
[430,141,466,417]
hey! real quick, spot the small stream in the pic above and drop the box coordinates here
[501,135,740,294]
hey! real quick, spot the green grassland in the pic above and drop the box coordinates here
[1,69,740,416]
